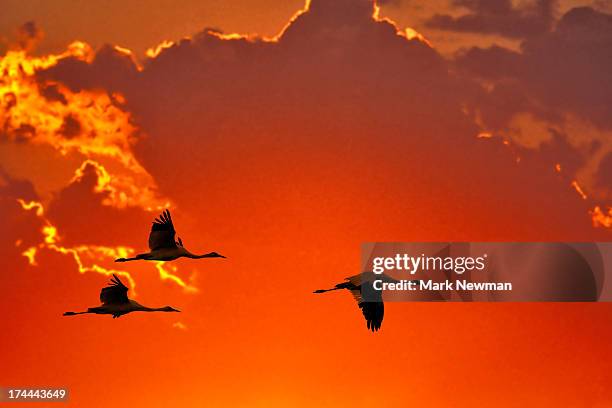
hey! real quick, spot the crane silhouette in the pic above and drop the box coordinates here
[314,272,413,332]
[63,274,180,318]
[115,209,226,262]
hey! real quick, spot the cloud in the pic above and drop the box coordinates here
[1,41,166,210]
[0,34,193,291]
[1,170,41,259]
[4,0,611,248]
[35,0,609,236]
[455,6,612,206]
[45,160,153,246]
[172,321,188,330]
[519,7,612,128]
[457,7,612,127]
[38,44,139,94]
[425,0,556,38]
[16,21,44,52]
[10,181,195,293]
[0,167,37,200]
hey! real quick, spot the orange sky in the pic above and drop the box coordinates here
[1,0,612,407]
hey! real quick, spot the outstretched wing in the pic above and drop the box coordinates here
[100,274,129,305]
[148,209,177,251]
[358,301,384,332]
[346,273,385,332]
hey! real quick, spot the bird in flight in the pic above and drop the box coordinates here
[115,209,226,262]
[63,274,180,318]
[314,272,412,332]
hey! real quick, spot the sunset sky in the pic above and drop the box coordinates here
[1,0,612,406]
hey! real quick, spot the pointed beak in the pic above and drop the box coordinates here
[173,308,181,312]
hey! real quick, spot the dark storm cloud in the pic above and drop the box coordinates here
[0,167,37,201]
[597,153,612,188]
[39,83,68,104]
[454,45,522,79]
[45,162,152,246]
[39,44,138,93]
[453,6,612,203]
[36,0,609,238]
[0,169,41,260]
[16,21,44,51]
[58,114,81,138]
[456,6,612,130]
[520,7,612,128]
[425,0,556,38]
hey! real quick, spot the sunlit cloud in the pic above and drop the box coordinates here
[1,34,203,289]
[145,40,175,59]
[372,3,432,46]
[145,0,430,60]
[0,42,166,210]
[21,246,38,265]
[172,321,188,330]
[16,197,138,291]
[591,206,612,229]
[154,262,198,293]
[572,180,588,201]
[478,112,612,217]
[16,196,199,291]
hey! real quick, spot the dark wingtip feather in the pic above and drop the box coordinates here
[110,274,125,287]
[161,209,170,223]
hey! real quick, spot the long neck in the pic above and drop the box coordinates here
[185,251,217,259]
[139,306,170,312]
[132,302,168,312]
